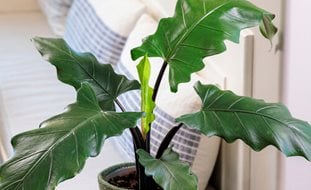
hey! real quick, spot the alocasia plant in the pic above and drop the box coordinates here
[0,0,310,190]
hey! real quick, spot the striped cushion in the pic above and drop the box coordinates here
[64,3,207,164]
[112,14,221,190]
[64,0,126,64]
[111,13,204,164]
[63,0,146,64]
[114,62,201,164]
[38,0,73,35]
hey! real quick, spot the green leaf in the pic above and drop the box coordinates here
[260,14,278,42]
[136,55,155,135]
[33,37,140,111]
[0,83,142,190]
[131,0,277,92]
[137,148,198,190]
[176,82,311,160]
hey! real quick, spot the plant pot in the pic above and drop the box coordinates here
[98,162,136,190]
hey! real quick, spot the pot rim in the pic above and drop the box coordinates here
[98,162,136,190]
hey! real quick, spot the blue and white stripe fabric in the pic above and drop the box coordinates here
[64,0,127,64]
[114,63,201,164]
[63,0,201,165]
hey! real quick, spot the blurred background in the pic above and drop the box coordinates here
[0,0,310,190]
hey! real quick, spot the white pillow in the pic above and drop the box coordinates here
[63,0,146,64]
[87,0,147,37]
[38,0,73,35]
[113,14,221,190]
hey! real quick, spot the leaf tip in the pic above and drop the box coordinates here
[131,47,145,61]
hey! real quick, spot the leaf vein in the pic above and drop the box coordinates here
[44,42,118,101]
[166,1,232,59]
[10,113,104,188]
[47,151,53,188]
[228,97,244,109]
[234,113,252,141]
[180,1,188,29]
[208,108,293,130]
[198,24,232,37]
[256,105,280,113]
[73,131,80,168]
[180,43,218,52]
[205,93,226,109]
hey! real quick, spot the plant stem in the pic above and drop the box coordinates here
[115,99,126,112]
[115,98,145,150]
[146,61,168,153]
[156,123,183,158]
[152,61,168,102]
[115,98,148,190]
[134,144,146,190]
[119,60,168,189]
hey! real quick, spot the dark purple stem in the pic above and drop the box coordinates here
[156,124,183,158]
[146,61,168,153]
[115,99,146,190]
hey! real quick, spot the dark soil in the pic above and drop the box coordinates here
[108,170,162,190]
[108,170,137,189]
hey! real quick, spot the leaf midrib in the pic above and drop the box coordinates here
[204,108,309,157]
[166,1,232,60]
[5,112,104,189]
[158,160,178,185]
[205,108,291,129]
[47,41,118,101]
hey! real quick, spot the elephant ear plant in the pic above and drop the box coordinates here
[0,0,310,189]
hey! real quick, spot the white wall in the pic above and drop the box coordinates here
[282,0,311,189]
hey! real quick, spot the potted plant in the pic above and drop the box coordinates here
[0,0,310,189]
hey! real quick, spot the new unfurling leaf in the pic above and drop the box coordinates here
[136,55,155,135]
